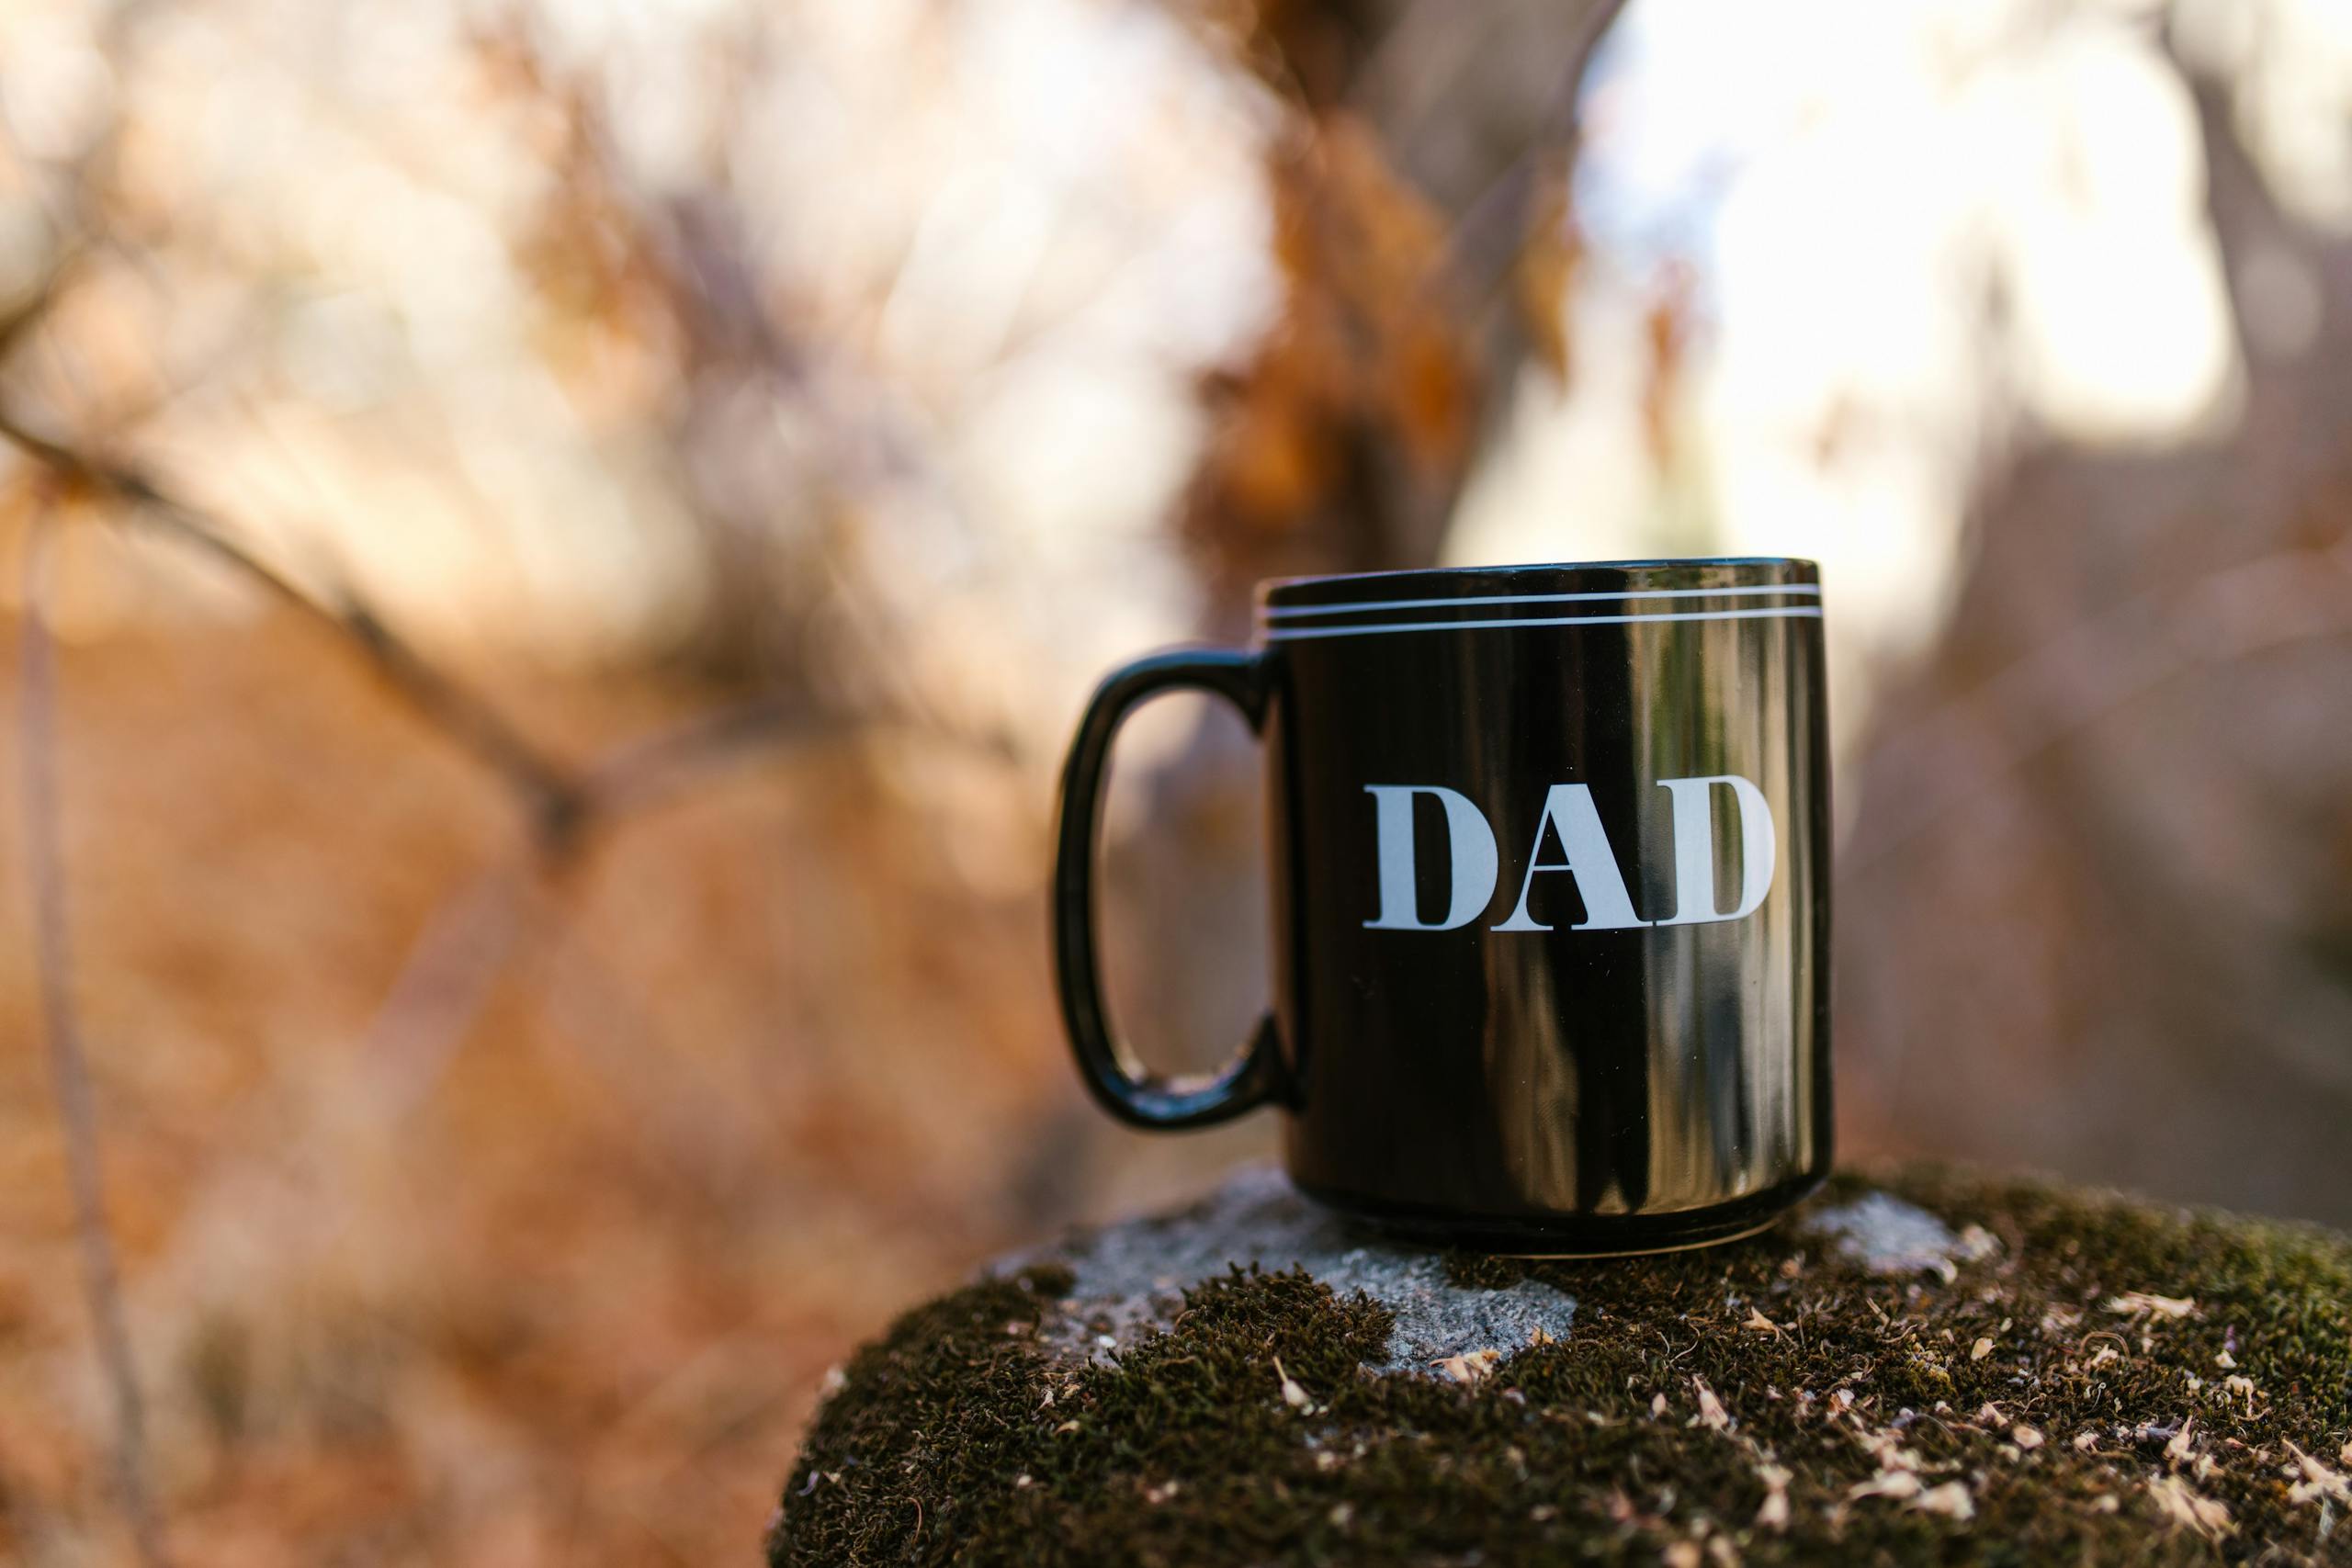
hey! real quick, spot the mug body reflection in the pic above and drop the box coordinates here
[1053,558,1832,1255]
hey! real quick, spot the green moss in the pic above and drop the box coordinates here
[769,1171,2352,1565]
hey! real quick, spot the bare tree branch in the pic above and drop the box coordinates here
[0,254,80,369]
[1440,0,1628,302]
[355,864,530,1124]
[17,502,172,1568]
[0,408,972,856]
[579,694,840,817]
[0,406,588,843]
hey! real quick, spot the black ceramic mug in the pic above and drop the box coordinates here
[1052,558,1831,1254]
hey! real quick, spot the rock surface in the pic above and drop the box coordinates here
[995,1165,1577,1373]
[770,1167,2352,1565]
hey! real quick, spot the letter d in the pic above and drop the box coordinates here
[1655,774,1778,925]
[1363,785,1498,931]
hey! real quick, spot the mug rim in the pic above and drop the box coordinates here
[1257,556,1820,611]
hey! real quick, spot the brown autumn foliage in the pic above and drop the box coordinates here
[1183,114,1476,615]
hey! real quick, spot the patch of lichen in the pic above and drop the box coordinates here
[769,1170,2352,1565]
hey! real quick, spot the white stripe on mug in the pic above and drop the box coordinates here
[1262,583,1821,620]
[1262,605,1824,642]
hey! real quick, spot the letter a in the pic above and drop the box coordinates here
[1362,785,1498,931]
[1654,774,1777,925]
[1494,784,1646,931]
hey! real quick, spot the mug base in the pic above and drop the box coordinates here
[1290,1168,1826,1258]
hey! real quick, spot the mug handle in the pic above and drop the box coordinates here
[1052,648,1288,1129]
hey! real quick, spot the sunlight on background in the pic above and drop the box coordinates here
[1454,0,2352,745]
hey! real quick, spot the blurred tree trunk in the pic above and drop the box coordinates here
[1837,50,2352,1223]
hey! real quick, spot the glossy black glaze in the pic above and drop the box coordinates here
[1053,558,1831,1255]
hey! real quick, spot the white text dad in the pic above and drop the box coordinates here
[1363,777,1775,933]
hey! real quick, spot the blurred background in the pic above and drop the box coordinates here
[0,0,2346,1560]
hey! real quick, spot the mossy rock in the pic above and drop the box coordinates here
[768,1167,2352,1565]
